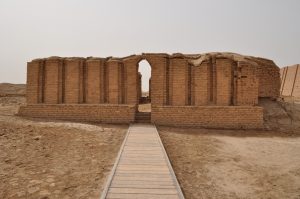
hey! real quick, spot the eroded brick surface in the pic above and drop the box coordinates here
[21,53,280,128]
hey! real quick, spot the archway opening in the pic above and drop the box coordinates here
[138,59,151,112]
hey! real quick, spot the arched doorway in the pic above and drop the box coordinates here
[137,59,151,112]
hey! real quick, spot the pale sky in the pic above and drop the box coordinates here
[0,0,299,91]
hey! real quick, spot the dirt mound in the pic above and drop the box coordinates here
[279,98,300,125]
[0,83,26,96]
[259,98,300,131]
[0,96,26,116]
[0,96,26,105]
[259,98,291,130]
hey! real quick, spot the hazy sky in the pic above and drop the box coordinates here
[0,0,299,90]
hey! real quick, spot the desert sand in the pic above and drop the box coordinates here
[159,127,300,199]
[0,94,127,199]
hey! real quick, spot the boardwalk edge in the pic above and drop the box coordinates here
[99,124,132,199]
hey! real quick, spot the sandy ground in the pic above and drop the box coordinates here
[159,127,300,199]
[138,103,151,112]
[0,97,127,199]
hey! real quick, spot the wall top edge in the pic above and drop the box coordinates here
[27,52,279,69]
[152,105,263,109]
[22,104,137,108]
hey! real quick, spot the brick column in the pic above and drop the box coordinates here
[216,58,233,106]
[44,57,62,104]
[64,58,85,104]
[107,59,123,104]
[194,62,209,105]
[145,54,168,106]
[236,62,258,105]
[169,58,188,106]
[123,56,140,105]
[26,60,43,104]
[86,58,105,104]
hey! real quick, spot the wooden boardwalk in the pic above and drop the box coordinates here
[101,124,184,199]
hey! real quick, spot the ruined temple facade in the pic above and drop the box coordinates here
[18,52,280,129]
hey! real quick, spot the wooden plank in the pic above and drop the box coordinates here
[112,176,173,182]
[115,170,170,174]
[120,153,165,156]
[117,165,169,169]
[115,173,171,178]
[121,152,163,155]
[110,183,176,189]
[119,158,165,161]
[111,180,175,186]
[119,159,165,162]
[119,158,166,161]
[117,167,169,171]
[108,188,178,194]
[118,162,166,166]
[106,193,179,199]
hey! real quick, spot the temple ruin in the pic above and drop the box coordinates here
[280,64,300,100]
[18,52,281,129]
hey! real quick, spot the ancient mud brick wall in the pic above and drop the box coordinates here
[44,58,61,104]
[151,106,263,129]
[23,57,132,123]
[280,64,300,99]
[144,54,168,106]
[107,60,120,104]
[235,62,259,105]
[149,78,151,100]
[18,104,135,123]
[86,58,103,103]
[255,58,280,98]
[138,72,142,101]
[123,57,139,105]
[22,53,280,128]
[169,58,189,105]
[26,61,42,104]
[122,54,168,106]
[64,58,85,104]
[194,62,209,105]
[216,59,233,105]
